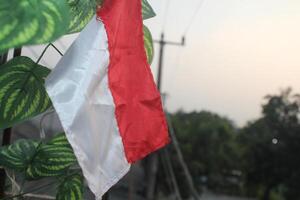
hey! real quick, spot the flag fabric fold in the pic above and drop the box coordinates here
[45,0,169,198]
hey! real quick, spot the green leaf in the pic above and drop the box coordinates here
[26,133,77,179]
[143,25,154,64]
[47,133,72,147]
[0,56,52,129]
[0,0,70,52]
[0,133,77,179]
[142,0,156,20]
[67,0,96,33]
[56,173,84,200]
[65,0,155,34]
[0,139,39,171]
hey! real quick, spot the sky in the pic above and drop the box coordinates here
[143,0,300,126]
[22,0,300,127]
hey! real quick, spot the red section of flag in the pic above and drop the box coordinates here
[97,0,170,163]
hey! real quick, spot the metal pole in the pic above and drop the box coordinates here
[13,48,22,58]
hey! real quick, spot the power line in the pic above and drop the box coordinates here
[168,47,183,92]
[161,0,171,31]
[160,0,206,91]
[183,0,205,36]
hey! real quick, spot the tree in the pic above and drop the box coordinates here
[166,111,240,196]
[239,88,300,200]
[0,0,156,199]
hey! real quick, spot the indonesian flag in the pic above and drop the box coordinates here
[45,0,169,199]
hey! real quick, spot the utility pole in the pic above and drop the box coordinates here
[146,33,185,200]
[156,33,185,91]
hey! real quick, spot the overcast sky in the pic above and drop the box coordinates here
[22,0,300,127]
[143,0,300,126]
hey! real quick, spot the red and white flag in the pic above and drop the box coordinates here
[45,0,169,198]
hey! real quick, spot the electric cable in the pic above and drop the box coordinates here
[182,0,205,36]
[168,47,183,92]
[161,0,171,32]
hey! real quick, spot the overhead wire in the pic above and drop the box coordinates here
[182,0,205,36]
[161,0,171,32]
[156,3,207,195]
[167,0,206,105]
[156,3,186,199]
[152,0,204,198]
[160,0,184,95]
[168,47,183,93]
[161,0,206,93]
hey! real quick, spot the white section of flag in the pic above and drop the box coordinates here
[45,16,131,199]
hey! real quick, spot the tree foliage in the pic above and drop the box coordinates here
[162,111,240,197]
[239,88,300,200]
[159,89,300,200]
